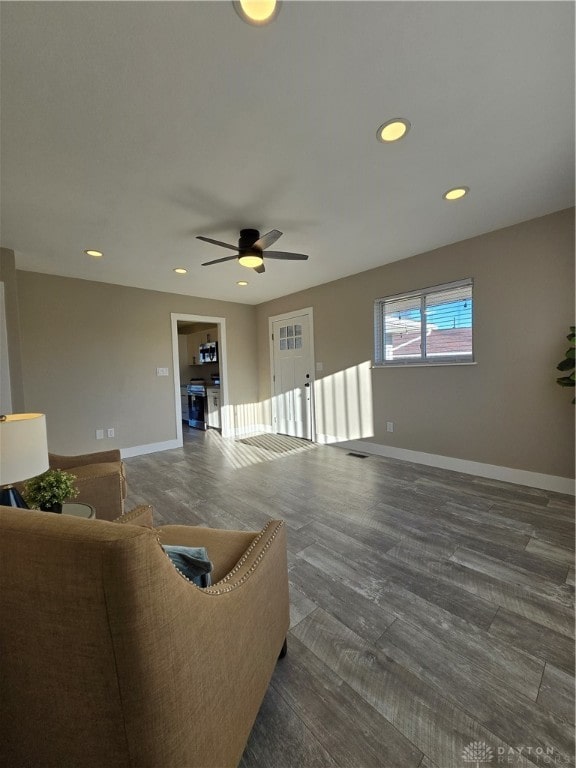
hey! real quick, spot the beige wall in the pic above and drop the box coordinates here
[256,209,575,480]
[11,208,575,481]
[16,272,258,453]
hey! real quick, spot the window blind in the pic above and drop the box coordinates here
[374,279,473,365]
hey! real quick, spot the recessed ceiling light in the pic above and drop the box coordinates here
[173,267,187,274]
[238,253,264,268]
[237,280,249,286]
[84,249,103,258]
[443,186,470,201]
[377,118,411,143]
[233,0,280,26]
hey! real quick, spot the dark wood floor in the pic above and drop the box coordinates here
[125,427,575,768]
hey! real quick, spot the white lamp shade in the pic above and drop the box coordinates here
[0,413,49,485]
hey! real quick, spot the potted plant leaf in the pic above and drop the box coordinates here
[23,469,79,513]
[556,326,575,404]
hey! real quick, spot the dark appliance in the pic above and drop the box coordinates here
[199,341,218,364]
[180,384,191,423]
[187,382,207,430]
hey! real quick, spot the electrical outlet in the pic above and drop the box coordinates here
[96,429,104,440]
[316,361,324,372]
[107,428,115,438]
[156,367,169,376]
[386,421,394,433]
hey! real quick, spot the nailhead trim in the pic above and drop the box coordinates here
[115,506,153,525]
[204,520,284,595]
[156,519,284,594]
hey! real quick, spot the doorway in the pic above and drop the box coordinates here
[269,308,315,441]
[170,313,229,445]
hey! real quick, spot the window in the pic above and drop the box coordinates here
[278,323,303,350]
[374,279,473,365]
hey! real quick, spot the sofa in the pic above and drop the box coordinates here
[0,505,290,768]
[47,449,127,520]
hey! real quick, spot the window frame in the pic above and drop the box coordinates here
[373,278,474,367]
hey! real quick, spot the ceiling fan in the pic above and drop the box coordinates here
[197,228,309,274]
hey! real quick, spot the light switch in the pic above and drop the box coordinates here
[156,367,169,376]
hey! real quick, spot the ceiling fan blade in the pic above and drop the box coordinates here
[253,229,282,250]
[196,236,239,251]
[253,263,266,274]
[263,251,309,260]
[201,255,238,266]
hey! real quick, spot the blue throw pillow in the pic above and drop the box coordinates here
[162,545,212,587]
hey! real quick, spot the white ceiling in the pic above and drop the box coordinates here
[1,1,574,305]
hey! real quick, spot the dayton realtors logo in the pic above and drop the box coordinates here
[462,742,494,766]
[462,741,568,765]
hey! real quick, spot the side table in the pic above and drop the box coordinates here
[62,502,96,519]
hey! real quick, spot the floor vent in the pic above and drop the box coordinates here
[347,452,368,459]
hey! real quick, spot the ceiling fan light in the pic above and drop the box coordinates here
[233,0,280,26]
[238,253,264,268]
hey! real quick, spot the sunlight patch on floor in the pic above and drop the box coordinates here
[204,430,315,470]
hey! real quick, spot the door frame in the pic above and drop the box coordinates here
[170,313,230,444]
[268,307,316,442]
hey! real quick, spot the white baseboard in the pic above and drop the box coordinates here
[120,439,181,459]
[228,424,274,439]
[122,425,274,456]
[120,434,574,496]
[316,433,344,446]
[327,438,575,496]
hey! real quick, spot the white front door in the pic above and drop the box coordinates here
[270,310,314,440]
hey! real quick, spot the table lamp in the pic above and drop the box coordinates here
[0,413,49,507]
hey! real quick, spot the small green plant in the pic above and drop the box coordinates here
[556,326,575,404]
[23,469,79,512]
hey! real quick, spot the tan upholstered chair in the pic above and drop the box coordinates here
[0,505,290,768]
[47,449,127,520]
